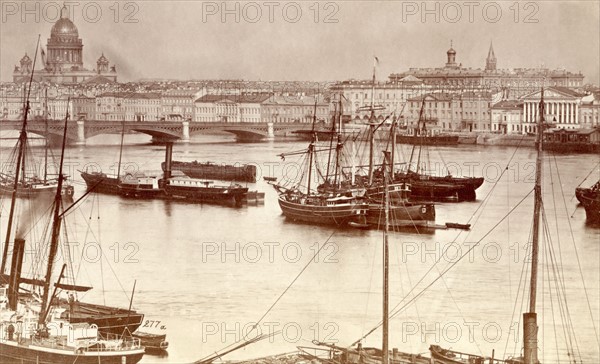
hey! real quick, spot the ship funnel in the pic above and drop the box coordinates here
[163,142,173,180]
[8,238,26,310]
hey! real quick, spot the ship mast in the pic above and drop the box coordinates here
[44,87,48,183]
[1,36,40,276]
[116,118,125,180]
[382,150,390,364]
[368,59,377,185]
[306,100,317,195]
[524,88,544,364]
[39,97,70,326]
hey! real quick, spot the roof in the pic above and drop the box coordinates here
[195,93,272,104]
[407,93,453,102]
[82,75,116,84]
[491,100,523,109]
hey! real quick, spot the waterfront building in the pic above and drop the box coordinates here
[330,80,430,121]
[521,87,587,133]
[262,95,329,124]
[194,93,272,123]
[12,6,118,84]
[96,92,161,121]
[405,91,494,132]
[491,100,524,134]
[491,86,595,134]
[161,89,206,121]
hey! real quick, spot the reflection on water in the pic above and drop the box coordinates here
[0,133,598,363]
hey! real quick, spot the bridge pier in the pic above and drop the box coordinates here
[75,120,86,145]
[266,122,275,140]
[181,121,190,143]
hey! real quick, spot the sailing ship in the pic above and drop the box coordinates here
[0,89,74,200]
[272,101,368,226]
[0,78,144,362]
[393,100,483,201]
[272,133,368,226]
[430,88,588,363]
[163,160,257,183]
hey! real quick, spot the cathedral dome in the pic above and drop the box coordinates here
[51,6,78,37]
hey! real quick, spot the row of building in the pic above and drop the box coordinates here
[0,88,330,124]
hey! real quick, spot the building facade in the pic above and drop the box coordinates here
[389,43,584,96]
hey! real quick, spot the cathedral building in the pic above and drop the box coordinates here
[12,6,117,84]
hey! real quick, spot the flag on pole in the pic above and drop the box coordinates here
[374,56,380,65]
[41,48,47,66]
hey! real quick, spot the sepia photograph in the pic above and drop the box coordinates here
[0,1,599,363]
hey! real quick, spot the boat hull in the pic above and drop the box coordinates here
[396,134,460,146]
[581,195,600,224]
[278,196,366,226]
[132,332,168,352]
[365,202,435,228]
[164,184,249,206]
[0,182,74,200]
[395,175,483,201]
[163,161,257,182]
[0,341,144,364]
[80,171,121,195]
[57,299,144,336]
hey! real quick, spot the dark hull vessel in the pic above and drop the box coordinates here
[60,299,144,336]
[164,178,249,206]
[575,180,598,204]
[364,201,435,228]
[163,161,257,183]
[396,134,459,146]
[132,331,169,352]
[80,171,121,195]
[580,194,600,224]
[394,173,484,201]
[0,338,144,364]
[543,142,600,154]
[277,194,367,226]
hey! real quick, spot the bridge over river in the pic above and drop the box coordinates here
[0,119,315,144]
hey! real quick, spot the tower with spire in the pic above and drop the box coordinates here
[485,41,497,71]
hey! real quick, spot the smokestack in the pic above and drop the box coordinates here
[8,238,26,311]
[163,142,173,180]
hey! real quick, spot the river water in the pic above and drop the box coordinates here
[0,132,598,364]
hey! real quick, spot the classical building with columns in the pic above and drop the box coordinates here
[521,87,587,133]
[491,87,593,134]
[12,5,117,84]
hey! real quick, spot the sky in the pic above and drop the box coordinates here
[0,0,599,84]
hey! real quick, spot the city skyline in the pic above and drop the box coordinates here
[1,1,599,84]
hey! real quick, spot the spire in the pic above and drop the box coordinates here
[486,41,497,71]
[487,41,496,60]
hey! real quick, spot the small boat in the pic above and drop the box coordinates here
[444,222,471,230]
[163,160,257,183]
[132,331,169,352]
[263,176,278,182]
